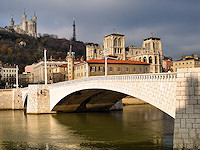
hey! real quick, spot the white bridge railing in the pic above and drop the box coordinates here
[49,73,177,88]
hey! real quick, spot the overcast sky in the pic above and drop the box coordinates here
[0,0,200,59]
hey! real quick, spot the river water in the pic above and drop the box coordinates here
[0,105,174,150]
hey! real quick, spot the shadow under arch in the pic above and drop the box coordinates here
[52,89,128,113]
[23,95,28,112]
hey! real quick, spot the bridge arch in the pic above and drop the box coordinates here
[49,74,176,118]
[52,89,127,112]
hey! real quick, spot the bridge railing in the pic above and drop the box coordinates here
[49,73,177,88]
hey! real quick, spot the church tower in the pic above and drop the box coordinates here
[67,45,75,80]
[142,37,162,73]
[103,33,125,60]
[10,15,14,27]
[22,9,27,33]
[32,12,37,38]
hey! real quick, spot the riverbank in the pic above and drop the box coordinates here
[122,96,147,105]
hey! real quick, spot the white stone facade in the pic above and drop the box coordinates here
[8,12,37,38]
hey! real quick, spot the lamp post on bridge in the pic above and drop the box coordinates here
[101,49,108,76]
[16,65,18,89]
[44,48,47,85]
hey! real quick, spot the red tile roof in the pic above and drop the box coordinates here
[75,59,150,65]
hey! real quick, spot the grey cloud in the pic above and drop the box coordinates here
[0,0,200,59]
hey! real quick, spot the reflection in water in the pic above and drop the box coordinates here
[0,105,174,149]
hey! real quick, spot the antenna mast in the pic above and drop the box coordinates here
[72,17,76,41]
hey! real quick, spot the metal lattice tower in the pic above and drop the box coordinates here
[72,17,76,41]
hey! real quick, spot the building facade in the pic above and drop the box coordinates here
[73,59,150,80]
[0,64,18,88]
[7,12,37,38]
[86,33,163,73]
[162,59,173,72]
[33,59,68,84]
[173,54,200,72]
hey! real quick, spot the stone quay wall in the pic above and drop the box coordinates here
[0,89,13,109]
[174,68,200,149]
[0,89,23,110]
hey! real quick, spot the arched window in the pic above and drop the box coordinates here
[155,56,157,64]
[118,39,121,46]
[114,39,117,46]
[139,57,141,62]
[143,57,147,62]
[149,56,152,63]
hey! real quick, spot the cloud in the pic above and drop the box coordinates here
[0,0,200,59]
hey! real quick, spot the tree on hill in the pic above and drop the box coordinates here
[0,30,86,73]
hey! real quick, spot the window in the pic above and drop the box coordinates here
[186,62,188,65]
[190,62,192,64]
[126,67,129,72]
[149,56,152,63]
[118,39,121,46]
[146,68,148,72]
[183,63,184,65]
[81,66,83,69]
[117,67,121,71]
[133,67,136,72]
[114,39,117,46]
[98,66,101,71]
[114,48,117,54]
[109,67,113,71]
[155,56,157,64]
[81,72,83,76]
[118,48,121,54]
[175,63,177,66]
[90,66,92,71]
[139,67,142,72]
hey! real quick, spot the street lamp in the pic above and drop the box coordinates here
[16,65,18,89]
[44,48,47,85]
[101,49,108,76]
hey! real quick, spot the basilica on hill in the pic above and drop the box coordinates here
[86,33,163,73]
[7,11,37,38]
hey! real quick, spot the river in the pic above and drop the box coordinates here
[0,105,174,150]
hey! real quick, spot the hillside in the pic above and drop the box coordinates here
[0,30,86,73]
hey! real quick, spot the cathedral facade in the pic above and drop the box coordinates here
[86,33,163,73]
[8,12,37,38]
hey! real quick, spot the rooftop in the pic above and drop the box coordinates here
[143,36,161,41]
[105,33,124,37]
[75,59,150,65]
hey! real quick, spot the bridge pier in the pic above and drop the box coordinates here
[26,84,53,114]
[174,68,200,149]
[13,88,23,109]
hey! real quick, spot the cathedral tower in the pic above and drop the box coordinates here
[103,33,125,60]
[10,15,14,27]
[22,9,27,33]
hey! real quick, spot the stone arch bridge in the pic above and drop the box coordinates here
[18,68,200,149]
